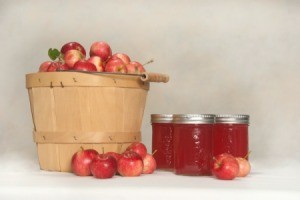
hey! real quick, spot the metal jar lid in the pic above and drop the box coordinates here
[172,114,215,124]
[151,114,173,123]
[215,114,250,124]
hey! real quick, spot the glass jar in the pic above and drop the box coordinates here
[151,114,174,170]
[173,114,215,176]
[213,114,250,159]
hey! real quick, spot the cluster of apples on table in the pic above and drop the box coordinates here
[71,142,156,179]
[39,41,146,74]
[212,153,251,180]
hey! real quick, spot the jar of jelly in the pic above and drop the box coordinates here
[173,114,215,176]
[213,114,250,159]
[151,114,174,170]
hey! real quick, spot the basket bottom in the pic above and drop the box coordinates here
[36,143,133,172]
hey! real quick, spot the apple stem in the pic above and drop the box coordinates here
[102,147,105,154]
[80,146,84,151]
[152,149,157,156]
[244,151,252,159]
[143,59,154,66]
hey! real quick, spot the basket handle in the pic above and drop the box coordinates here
[141,72,169,83]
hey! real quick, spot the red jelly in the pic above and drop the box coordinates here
[213,114,250,159]
[173,114,215,176]
[151,114,174,170]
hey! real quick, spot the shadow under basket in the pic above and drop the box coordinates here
[26,71,169,172]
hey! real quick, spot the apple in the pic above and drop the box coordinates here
[117,151,143,177]
[105,152,122,162]
[105,57,127,73]
[90,154,118,179]
[56,63,69,71]
[111,53,131,65]
[126,61,145,74]
[236,157,251,177]
[212,153,239,180]
[47,62,69,72]
[73,60,97,72]
[39,61,52,72]
[87,56,104,72]
[64,49,85,68]
[126,142,147,159]
[142,153,157,174]
[61,42,86,56]
[90,41,112,62]
[71,148,98,176]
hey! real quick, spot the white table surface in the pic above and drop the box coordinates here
[1,159,300,200]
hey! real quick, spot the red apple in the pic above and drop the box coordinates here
[73,60,97,72]
[236,157,251,177]
[87,56,104,72]
[105,152,122,162]
[61,42,86,56]
[64,49,85,68]
[39,61,52,72]
[111,53,131,65]
[90,41,112,62]
[71,148,98,176]
[105,57,127,73]
[117,151,143,177]
[126,61,145,74]
[56,63,69,71]
[142,153,157,174]
[47,62,69,72]
[212,153,239,180]
[126,142,147,159]
[90,154,117,179]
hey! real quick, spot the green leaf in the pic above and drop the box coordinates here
[48,48,61,61]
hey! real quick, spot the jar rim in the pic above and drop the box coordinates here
[151,114,173,123]
[215,114,250,124]
[172,114,215,124]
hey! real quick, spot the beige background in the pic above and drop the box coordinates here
[1,0,299,171]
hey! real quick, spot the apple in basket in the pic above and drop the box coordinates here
[73,60,97,72]
[126,61,145,74]
[105,57,127,73]
[61,42,86,57]
[64,49,85,68]
[87,56,104,72]
[71,148,98,176]
[39,61,52,72]
[90,153,118,179]
[47,62,69,72]
[90,41,112,62]
[111,53,131,65]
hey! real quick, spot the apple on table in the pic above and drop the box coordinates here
[71,148,98,176]
[90,153,118,179]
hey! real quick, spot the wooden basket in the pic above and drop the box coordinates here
[26,71,169,172]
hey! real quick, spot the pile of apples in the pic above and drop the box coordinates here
[39,41,146,74]
[211,153,251,180]
[71,142,156,179]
